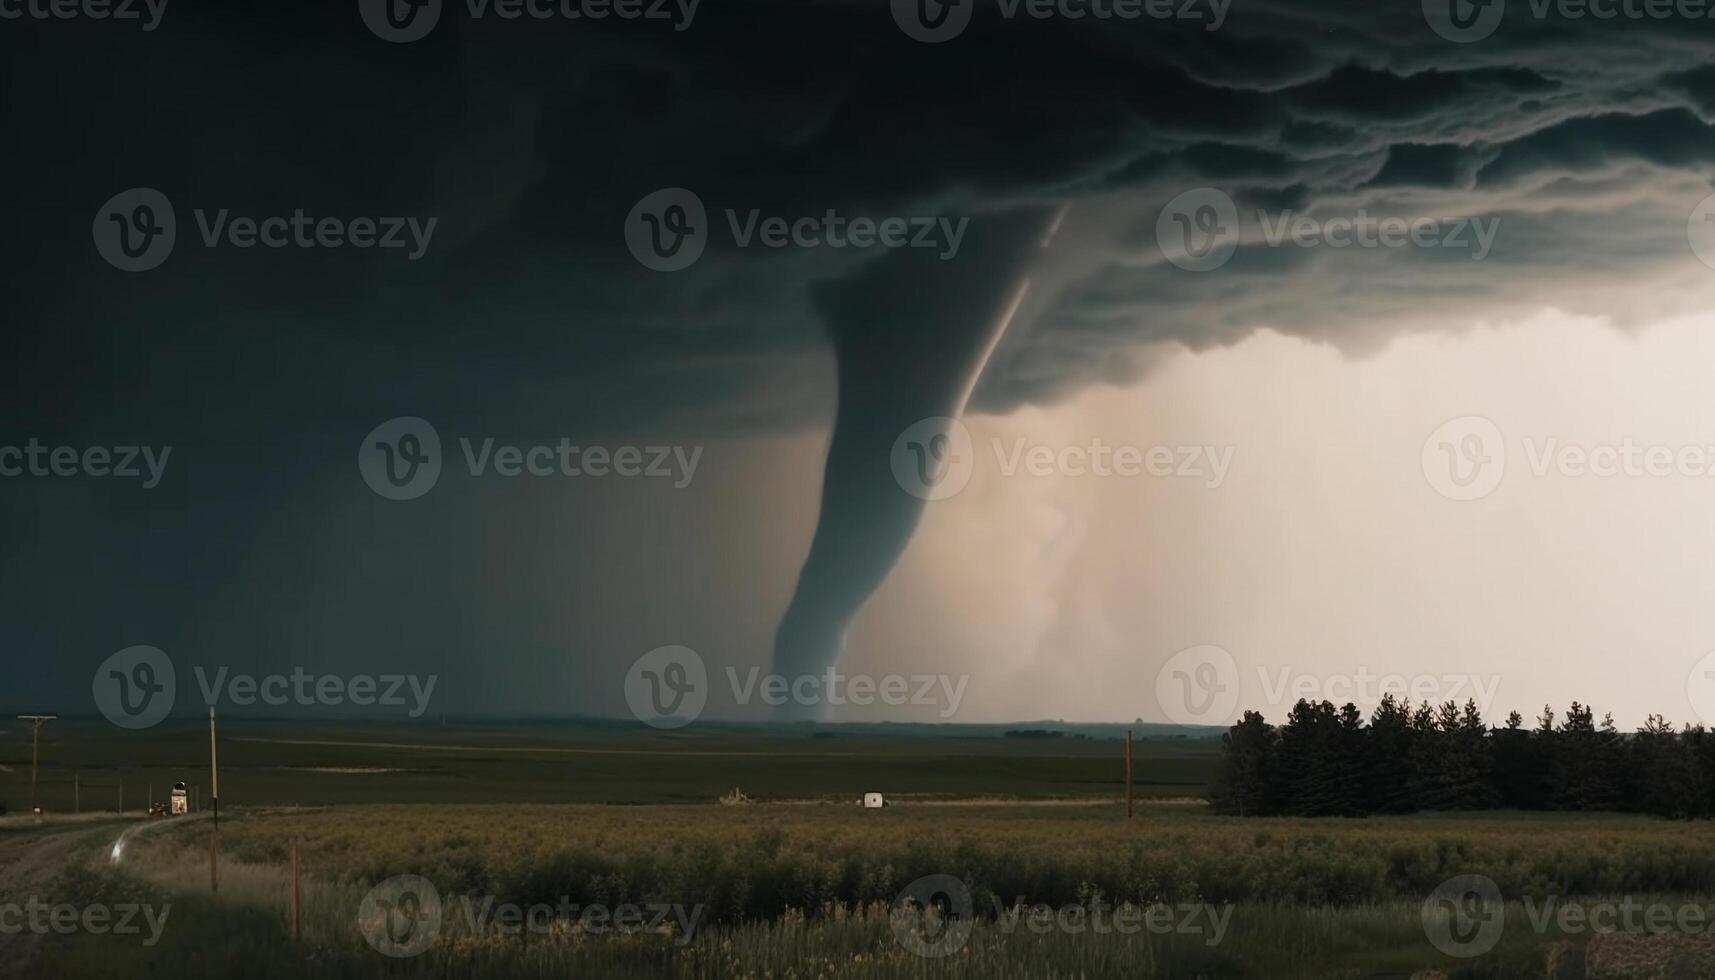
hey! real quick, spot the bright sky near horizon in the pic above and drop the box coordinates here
[835,309,1715,730]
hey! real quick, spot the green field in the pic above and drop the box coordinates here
[0,718,1218,810]
[18,802,1715,980]
[8,722,1715,979]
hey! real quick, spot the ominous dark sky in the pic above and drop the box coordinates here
[5,0,1715,721]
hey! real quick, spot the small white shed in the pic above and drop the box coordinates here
[862,792,885,809]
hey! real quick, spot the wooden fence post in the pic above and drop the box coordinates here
[289,839,301,942]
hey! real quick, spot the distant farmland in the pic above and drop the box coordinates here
[0,719,1221,810]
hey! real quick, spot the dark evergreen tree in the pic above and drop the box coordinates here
[1364,695,1417,813]
[1275,700,1363,816]
[1633,716,1698,819]
[1683,725,1715,819]
[1490,711,1535,809]
[1210,698,1715,820]
[1446,699,1497,809]
[1554,702,1605,811]
[1209,711,1279,816]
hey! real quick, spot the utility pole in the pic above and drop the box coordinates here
[74,773,80,814]
[1124,728,1134,821]
[289,839,301,942]
[209,707,220,893]
[17,716,56,815]
[209,707,220,827]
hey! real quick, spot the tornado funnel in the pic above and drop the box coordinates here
[770,205,1064,720]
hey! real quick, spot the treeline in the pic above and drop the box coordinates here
[1211,697,1715,818]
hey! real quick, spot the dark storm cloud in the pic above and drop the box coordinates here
[7,1,1714,432]
[8,0,1715,715]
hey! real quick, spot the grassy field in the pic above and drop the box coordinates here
[15,802,1715,979]
[10,723,1715,978]
[0,718,1218,810]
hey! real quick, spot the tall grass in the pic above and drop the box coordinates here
[34,865,1557,980]
[145,804,1715,918]
[26,803,1715,979]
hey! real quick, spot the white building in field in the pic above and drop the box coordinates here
[862,792,885,809]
